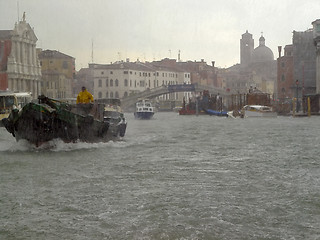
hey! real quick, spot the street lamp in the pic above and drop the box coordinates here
[296,80,299,112]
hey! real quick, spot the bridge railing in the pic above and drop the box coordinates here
[121,84,226,110]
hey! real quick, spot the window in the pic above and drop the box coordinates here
[106,78,108,87]
[115,79,119,87]
[281,75,285,82]
[124,91,128,97]
[110,71,113,74]
[110,92,114,98]
[101,71,104,75]
[281,62,285,68]
[124,71,128,74]
[98,79,102,87]
[115,91,119,98]
[110,79,113,86]
[124,79,128,87]
[98,92,102,98]
[106,92,109,98]
[130,80,132,87]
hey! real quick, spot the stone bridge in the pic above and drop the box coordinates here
[121,84,225,110]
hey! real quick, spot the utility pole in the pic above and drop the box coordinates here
[296,80,299,112]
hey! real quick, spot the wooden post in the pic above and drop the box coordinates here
[308,97,311,117]
[292,98,296,117]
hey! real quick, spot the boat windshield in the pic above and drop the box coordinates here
[0,95,16,109]
[104,111,121,118]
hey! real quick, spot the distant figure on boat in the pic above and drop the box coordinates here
[77,86,94,104]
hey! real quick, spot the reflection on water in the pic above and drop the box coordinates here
[0,113,320,239]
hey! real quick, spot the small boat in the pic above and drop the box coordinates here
[102,99,127,138]
[203,109,229,117]
[134,99,154,119]
[0,91,32,126]
[2,95,111,146]
[0,91,17,123]
[242,105,277,117]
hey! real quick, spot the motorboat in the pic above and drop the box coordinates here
[134,99,154,119]
[2,95,111,146]
[242,105,277,117]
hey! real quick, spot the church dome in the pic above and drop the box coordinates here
[251,35,274,63]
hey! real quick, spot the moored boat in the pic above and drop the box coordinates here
[134,99,154,119]
[203,109,229,117]
[0,91,17,123]
[0,91,32,126]
[242,105,277,117]
[2,95,111,146]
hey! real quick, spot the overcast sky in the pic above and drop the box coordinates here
[1,0,320,70]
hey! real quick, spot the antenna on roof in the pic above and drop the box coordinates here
[91,38,93,63]
[17,1,20,22]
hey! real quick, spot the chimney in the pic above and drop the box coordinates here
[278,46,282,58]
[212,61,215,67]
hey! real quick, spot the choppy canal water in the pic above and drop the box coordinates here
[0,112,319,239]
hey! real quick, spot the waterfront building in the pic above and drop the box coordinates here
[0,13,41,98]
[277,45,294,100]
[276,28,317,101]
[313,19,320,95]
[90,61,155,100]
[292,30,316,96]
[89,59,191,109]
[38,50,75,98]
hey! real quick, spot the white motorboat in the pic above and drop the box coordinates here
[242,105,277,117]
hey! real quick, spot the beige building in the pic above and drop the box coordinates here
[38,50,75,98]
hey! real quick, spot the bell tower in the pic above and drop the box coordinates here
[240,30,254,66]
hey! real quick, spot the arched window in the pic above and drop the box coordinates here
[106,92,109,98]
[115,91,119,98]
[106,78,109,87]
[110,79,113,86]
[110,92,114,98]
[115,79,119,87]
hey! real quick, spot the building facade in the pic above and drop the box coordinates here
[38,50,75,98]
[88,60,191,105]
[292,30,317,97]
[277,45,294,100]
[0,13,41,98]
[313,19,320,95]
